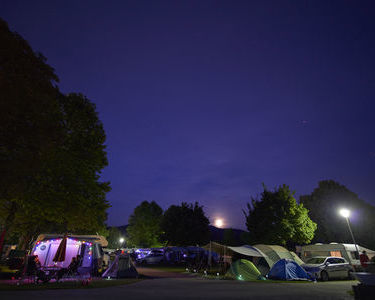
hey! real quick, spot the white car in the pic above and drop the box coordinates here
[302,256,354,281]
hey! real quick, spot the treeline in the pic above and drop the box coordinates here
[243,180,375,250]
[115,180,375,250]
[0,19,110,253]
[124,201,211,248]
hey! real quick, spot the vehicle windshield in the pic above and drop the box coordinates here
[306,257,326,264]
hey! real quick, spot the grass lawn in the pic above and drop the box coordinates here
[138,264,188,273]
[0,278,141,291]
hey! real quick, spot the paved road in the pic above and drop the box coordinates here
[0,277,356,300]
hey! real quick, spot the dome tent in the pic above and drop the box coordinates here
[226,259,264,281]
[254,244,304,266]
[267,259,312,281]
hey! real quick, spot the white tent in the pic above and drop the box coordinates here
[227,245,264,257]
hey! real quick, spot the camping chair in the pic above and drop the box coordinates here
[56,259,81,282]
[65,262,80,279]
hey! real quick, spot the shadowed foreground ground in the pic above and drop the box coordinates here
[0,276,356,300]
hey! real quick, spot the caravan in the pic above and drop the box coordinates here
[300,243,375,269]
[32,234,108,275]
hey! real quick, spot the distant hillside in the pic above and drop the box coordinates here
[209,225,247,246]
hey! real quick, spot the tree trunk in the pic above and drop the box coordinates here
[0,201,17,256]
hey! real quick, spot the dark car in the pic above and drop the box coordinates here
[302,256,354,281]
[138,250,164,264]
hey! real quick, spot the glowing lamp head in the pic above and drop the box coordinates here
[215,219,223,228]
[119,237,125,243]
[339,208,350,218]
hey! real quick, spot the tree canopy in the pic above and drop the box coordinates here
[300,180,375,249]
[126,201,163,248]
[106,227,123,249]
[161,202,210,246]
[244,184,317,247]
[0,18,110,251]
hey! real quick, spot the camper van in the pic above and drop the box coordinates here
[32,234,108,275]
[300,243,375,269]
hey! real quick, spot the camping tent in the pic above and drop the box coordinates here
[267,259,311,281]
[203,242,265,263]
[226,259,262,281]
[102,254,138,279]
[254,244,304,266]
[203,242,303,276]
[203,242,276,276]
[228,245,265,258]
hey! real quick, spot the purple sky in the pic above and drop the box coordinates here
[2,1,375,229]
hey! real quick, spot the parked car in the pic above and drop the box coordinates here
[139,250,164,264]
[302,256,354,281]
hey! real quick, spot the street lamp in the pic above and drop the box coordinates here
[339,208,360,258]
[119,237,125,248]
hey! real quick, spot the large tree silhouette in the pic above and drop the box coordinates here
[244,184,316,248]
[126,201,163,248]
[0,18,110,251]
[162,202,210,246]
[300,180,375,249]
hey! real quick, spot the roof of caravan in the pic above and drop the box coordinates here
[302,243,375,254]
[35,234,108,247]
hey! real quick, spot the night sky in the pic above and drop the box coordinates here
[2,1,375,229]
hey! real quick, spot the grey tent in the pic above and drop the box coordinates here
[102,254,138,279]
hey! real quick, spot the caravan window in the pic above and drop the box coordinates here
[330,251,342,257]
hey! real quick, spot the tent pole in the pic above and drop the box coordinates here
[209,241,212,269]
[223,245,226,274]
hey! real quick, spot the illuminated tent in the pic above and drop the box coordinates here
[226,259,263,281]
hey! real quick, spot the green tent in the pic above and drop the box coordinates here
[226,259,262,281]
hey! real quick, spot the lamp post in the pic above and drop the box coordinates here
[339,208,360,258]
[119,237,125,249]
